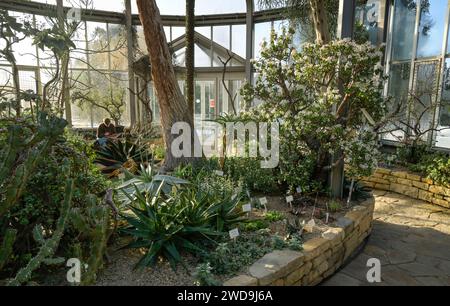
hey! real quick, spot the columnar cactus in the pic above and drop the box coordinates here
[7,179,74,286]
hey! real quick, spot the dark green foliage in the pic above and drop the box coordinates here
[224,157,278,193]
[120,184,221,270]
[343,179,372,201]
[0,114,110,284]
[0,229,17,271]
[409,153,450,186]
[94,138,152,176]
[119,177,248,270]
[242,220,269,232]
[202,230,290,276]
[69,194,111,285]
[264,210,285,223]
[8,179,74,286]
[193,263,221,286]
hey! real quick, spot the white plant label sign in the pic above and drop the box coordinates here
[259,197,268,212]
[296,187,302,194]
[286,196,294,203]
[229,228,240,239]
[242,203,252,213]
[214,170,224,177]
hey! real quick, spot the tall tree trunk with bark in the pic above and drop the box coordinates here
[186,0,195,121]
[136,0,195,171]
[309,0,331,45]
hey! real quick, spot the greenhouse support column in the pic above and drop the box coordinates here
[126,0,137,126]
[245,0,254,93]
[331,0,355,199]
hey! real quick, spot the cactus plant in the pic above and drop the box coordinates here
[7,179,74,286]
[69,194,111,285]
[0,228,17,271]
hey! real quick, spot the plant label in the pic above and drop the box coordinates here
[259,197,268,212]
[286,195,294,203]
[242,203,252,213]
[214,170,224,177]
[229,228,240,239]
[296,187,302,194]
[246,190,251,198]
[325,213,330,224]
[304,219,316,233]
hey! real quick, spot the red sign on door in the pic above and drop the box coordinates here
[209,99,216,108]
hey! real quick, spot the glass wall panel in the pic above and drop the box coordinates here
[354,0,383,45]
[254,22,272,59]
[384,62,411,141]
[232,25,246,58]
[213,26,230,49]
[196,26,211,39]
[411,60,439,140]
[417,0,447,58]
[172,27,185,41]
[71,21,87,69]
[9,12,37,66]
[391,0,417,61]
[109,24,128,71]
[436,58,450,148]
[87,22,109,70]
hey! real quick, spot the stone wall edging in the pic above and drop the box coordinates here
[361,168,450,209]
[223,196,375,286]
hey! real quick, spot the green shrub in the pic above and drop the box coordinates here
[193,263,221,286]
[224,157,278,193]
[242,220,269,232]
[202,230,292,276]
[264,210,285,222]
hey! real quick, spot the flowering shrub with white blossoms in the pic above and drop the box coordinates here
[240,27,387,191]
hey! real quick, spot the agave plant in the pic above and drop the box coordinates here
[115,164,189,207]
[120,183,220,270]
[94,138,152,177]
[120,179,249,270]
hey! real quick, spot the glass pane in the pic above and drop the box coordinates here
[172,27,185,41]
[391,0,417,61]
[70,21,87,69]
[8,12,37,66]
[108,24,128,71]
[436,58,450,148]
[196,0,246,14]
[354,0,383,45]
[196,26,211,39]
[232,25,246,58]
[417,0,447,58]
[87,22,109,70]
[254,22,272,59]
[411,61,439,141]
[213,26,230,49]
[384,62,411,141]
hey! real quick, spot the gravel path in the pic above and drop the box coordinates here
[95,248,197,286]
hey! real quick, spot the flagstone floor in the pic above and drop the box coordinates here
[322,190,450,286]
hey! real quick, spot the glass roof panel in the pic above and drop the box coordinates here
[132,0,247,15]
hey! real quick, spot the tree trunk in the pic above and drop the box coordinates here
[309,0,331,45]
[186,0,195,121]
[136,0,195,171]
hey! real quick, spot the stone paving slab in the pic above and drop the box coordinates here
[322,191,450,286]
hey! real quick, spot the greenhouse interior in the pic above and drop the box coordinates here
[0,0,449,288]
